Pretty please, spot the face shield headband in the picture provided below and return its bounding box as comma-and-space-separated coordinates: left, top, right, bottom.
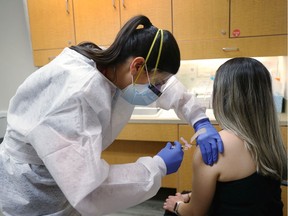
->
134, 29, 164, 97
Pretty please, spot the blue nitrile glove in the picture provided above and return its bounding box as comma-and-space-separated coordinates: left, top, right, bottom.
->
193, 118, 224, 165
157, 141, 184, 175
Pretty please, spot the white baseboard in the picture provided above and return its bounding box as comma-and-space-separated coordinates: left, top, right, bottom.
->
0, 111, 7, 118
0, 111, 7, 137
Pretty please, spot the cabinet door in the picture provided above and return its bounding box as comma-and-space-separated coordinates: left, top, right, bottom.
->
173, 0, 229, 41
120, 0, 172, 32
281, 126, 287, 150
27, 0, 75, 50
173, 0, 229, 60
73, 0, 121, 47
230, 0, 287, 38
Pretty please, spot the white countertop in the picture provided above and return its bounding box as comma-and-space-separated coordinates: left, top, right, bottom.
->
130, 109, 288, 126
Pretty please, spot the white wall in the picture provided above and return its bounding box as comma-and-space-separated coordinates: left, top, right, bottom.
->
0, 0, 37, 134
0, 0, 37, 112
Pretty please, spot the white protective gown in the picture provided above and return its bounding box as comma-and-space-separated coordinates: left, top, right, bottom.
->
0, 48, 206, 216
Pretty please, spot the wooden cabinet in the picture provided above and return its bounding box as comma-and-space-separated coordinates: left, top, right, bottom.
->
27, 0, 76, 66
73, 0, 172, 47
27, 0, 287, 65
173, 0, 287, 59
27, 0, 172, 66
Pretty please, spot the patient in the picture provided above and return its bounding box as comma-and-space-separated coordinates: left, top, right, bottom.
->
163, 57, 287, 216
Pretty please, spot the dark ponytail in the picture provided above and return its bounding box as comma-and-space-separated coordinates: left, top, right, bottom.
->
70, 15, 180, 75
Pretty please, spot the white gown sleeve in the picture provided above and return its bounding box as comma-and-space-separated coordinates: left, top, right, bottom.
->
156, 76, 207, 126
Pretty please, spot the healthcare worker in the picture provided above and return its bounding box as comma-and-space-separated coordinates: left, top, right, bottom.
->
0, 15, 223, 216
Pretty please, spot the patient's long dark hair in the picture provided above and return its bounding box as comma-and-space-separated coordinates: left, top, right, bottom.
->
70, 15, 180, 75
213, 57, 287, 181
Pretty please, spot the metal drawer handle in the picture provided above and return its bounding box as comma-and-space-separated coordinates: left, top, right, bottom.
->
222, 47, 239, 52
48, 56, 56, 61
66, 0, 70, 14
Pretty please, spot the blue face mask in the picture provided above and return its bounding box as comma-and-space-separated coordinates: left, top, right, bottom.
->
121, 29, 164, 106
121, 81, 161, 106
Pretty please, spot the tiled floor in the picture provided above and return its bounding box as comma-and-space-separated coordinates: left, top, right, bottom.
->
0, 200, 164, 216
105, 188, 175, 216
104, 199, 164, 216
0, 188, 175, 216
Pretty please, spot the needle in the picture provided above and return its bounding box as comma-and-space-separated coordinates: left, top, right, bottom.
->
180, 128, 207, 150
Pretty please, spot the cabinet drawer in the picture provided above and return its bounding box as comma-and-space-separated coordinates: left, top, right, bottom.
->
33, 49, 63, 67
116, 123, 178, 142
179, 35, 287, 60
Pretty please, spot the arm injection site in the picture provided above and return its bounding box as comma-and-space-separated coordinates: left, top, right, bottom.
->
179, 128, 207, 150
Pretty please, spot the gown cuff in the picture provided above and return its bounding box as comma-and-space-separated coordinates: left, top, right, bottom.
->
152, 155, 167, 177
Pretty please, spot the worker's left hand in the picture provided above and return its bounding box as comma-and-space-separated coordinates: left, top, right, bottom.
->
193, 118, 224, 165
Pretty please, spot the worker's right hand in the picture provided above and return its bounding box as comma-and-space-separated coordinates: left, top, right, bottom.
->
157, 141, 184, 175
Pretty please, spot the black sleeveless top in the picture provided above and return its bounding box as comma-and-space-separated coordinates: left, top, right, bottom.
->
208, 172, 283, 216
